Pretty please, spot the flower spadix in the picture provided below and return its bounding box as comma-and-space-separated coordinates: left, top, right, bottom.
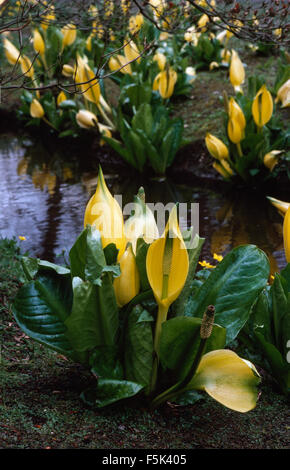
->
283, 206, 290, 263
188, 349, 260, 412
124, 187, 159, 253
84, 167, 126, 259
113, 244, 140, 307
146, 205, 189, 311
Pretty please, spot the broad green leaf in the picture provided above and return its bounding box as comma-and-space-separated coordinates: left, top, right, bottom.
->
80, 379, 144, 408
21, 256, 70, 281
12, 273, 74, 358
128, 130, 146, 172
124, 305, 154, 388
159, 316, 226, 382
255, 332, 290, 395
69, 226, 108, 286
132, 103, 153, 136
64, 277, 102, 363
185, 245, 270, 343
271, 275, 289, 351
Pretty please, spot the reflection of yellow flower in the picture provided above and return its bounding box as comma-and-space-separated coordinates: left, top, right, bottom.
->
18, 236, 26, 241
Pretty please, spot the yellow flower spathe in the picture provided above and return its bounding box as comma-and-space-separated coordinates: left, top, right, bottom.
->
189, 350, 260, 413
153, 68, 177, 99
252, 85, 273, 127
84, 167, 126, 259
283, 206, 290, 263
62, 24, 77, 49
205, 133, 229, 161
30, 99, 45, 118
229, 50, 245, 92
113, 244, 140, 307
76, 109, 98, 129
33, 29, 45, 56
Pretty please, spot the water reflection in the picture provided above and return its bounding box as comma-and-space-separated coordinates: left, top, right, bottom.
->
0, 134, 288, 272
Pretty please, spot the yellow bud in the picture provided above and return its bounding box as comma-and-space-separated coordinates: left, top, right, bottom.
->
20, 55, 34, 78
30, 99, 45, 118
33, 29, 45, 56
62, 64, 75, 77
213, 159, 233, 179
113, 244, 140, 307
229, 50, 245, 91
228, 98, 246, 131
128, 13, 144, 34
124, 39, 140, 64
57, 91, 67, 106
252, 85, 273, 127
61, 24, 77, 48
275, 79, 290, 108
84, 167, 126, 259
205, 133, 229, 160
227, 115, 243, 144
76, 109, 98, 129
263, 150, 283, 171
4, 38, 20, 65
153, 52, 167, 71
108, 55, 132, 75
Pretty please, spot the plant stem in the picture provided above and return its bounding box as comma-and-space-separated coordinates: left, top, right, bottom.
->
236, 142, 243, 157
149, 303, 168, 394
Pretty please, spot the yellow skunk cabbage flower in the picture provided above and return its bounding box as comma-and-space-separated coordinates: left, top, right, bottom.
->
84, 167, 126, 259
20, 55, 34, 78
41, 6, 55, 31
283, 206, 290, 263
228, 98, 246, 132
205, 133, 229, 160
76, 110, 98, 129
124, 39, 140, 64
57, 91, 66, 106
267, 196, 290, 216
98, 123, 113, 146
4, 38, 20, 65
263, 150, 283, 171
189, 350, 260, 413
76, 58, 101, 105
124, 187, 159, 253
121, 0, 131, 15
146, 206, 189, 352
227, 114, 243, 144
62, 64, 75, 77
275, 79, 290, 108
229, 50, 245, 93
33, 29, 45, 56
108, 55, 132, 75
252, 85, 273, 127
62, 24, 77, 49
30, 99, 44, 118
128, 13, 144, 34
153, 52, 167, 71
113, 244, 140, 307
153, 67, 177, 99
213, 159, 233, 179
197, 14, 209, 33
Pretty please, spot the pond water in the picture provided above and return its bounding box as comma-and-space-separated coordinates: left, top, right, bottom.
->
0, 133, 288, 274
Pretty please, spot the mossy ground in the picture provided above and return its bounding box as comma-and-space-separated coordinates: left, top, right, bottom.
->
0, 239, 289, 450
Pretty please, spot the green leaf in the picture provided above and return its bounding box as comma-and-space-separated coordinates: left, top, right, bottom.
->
132, 103, 153, 136
89, 346, 123, 380
255, 332, 290, 395
159, 316, 226, 382
124, 305, 154, 388
184, 245, 270, 343
12, 273, 74, 358
69, 226, 107, 285
135, 238, 150, 291
80, 379, 144, 408
21, 257, 70, 281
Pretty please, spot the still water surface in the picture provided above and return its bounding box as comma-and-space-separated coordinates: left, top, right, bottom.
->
0, 133, 288, 273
